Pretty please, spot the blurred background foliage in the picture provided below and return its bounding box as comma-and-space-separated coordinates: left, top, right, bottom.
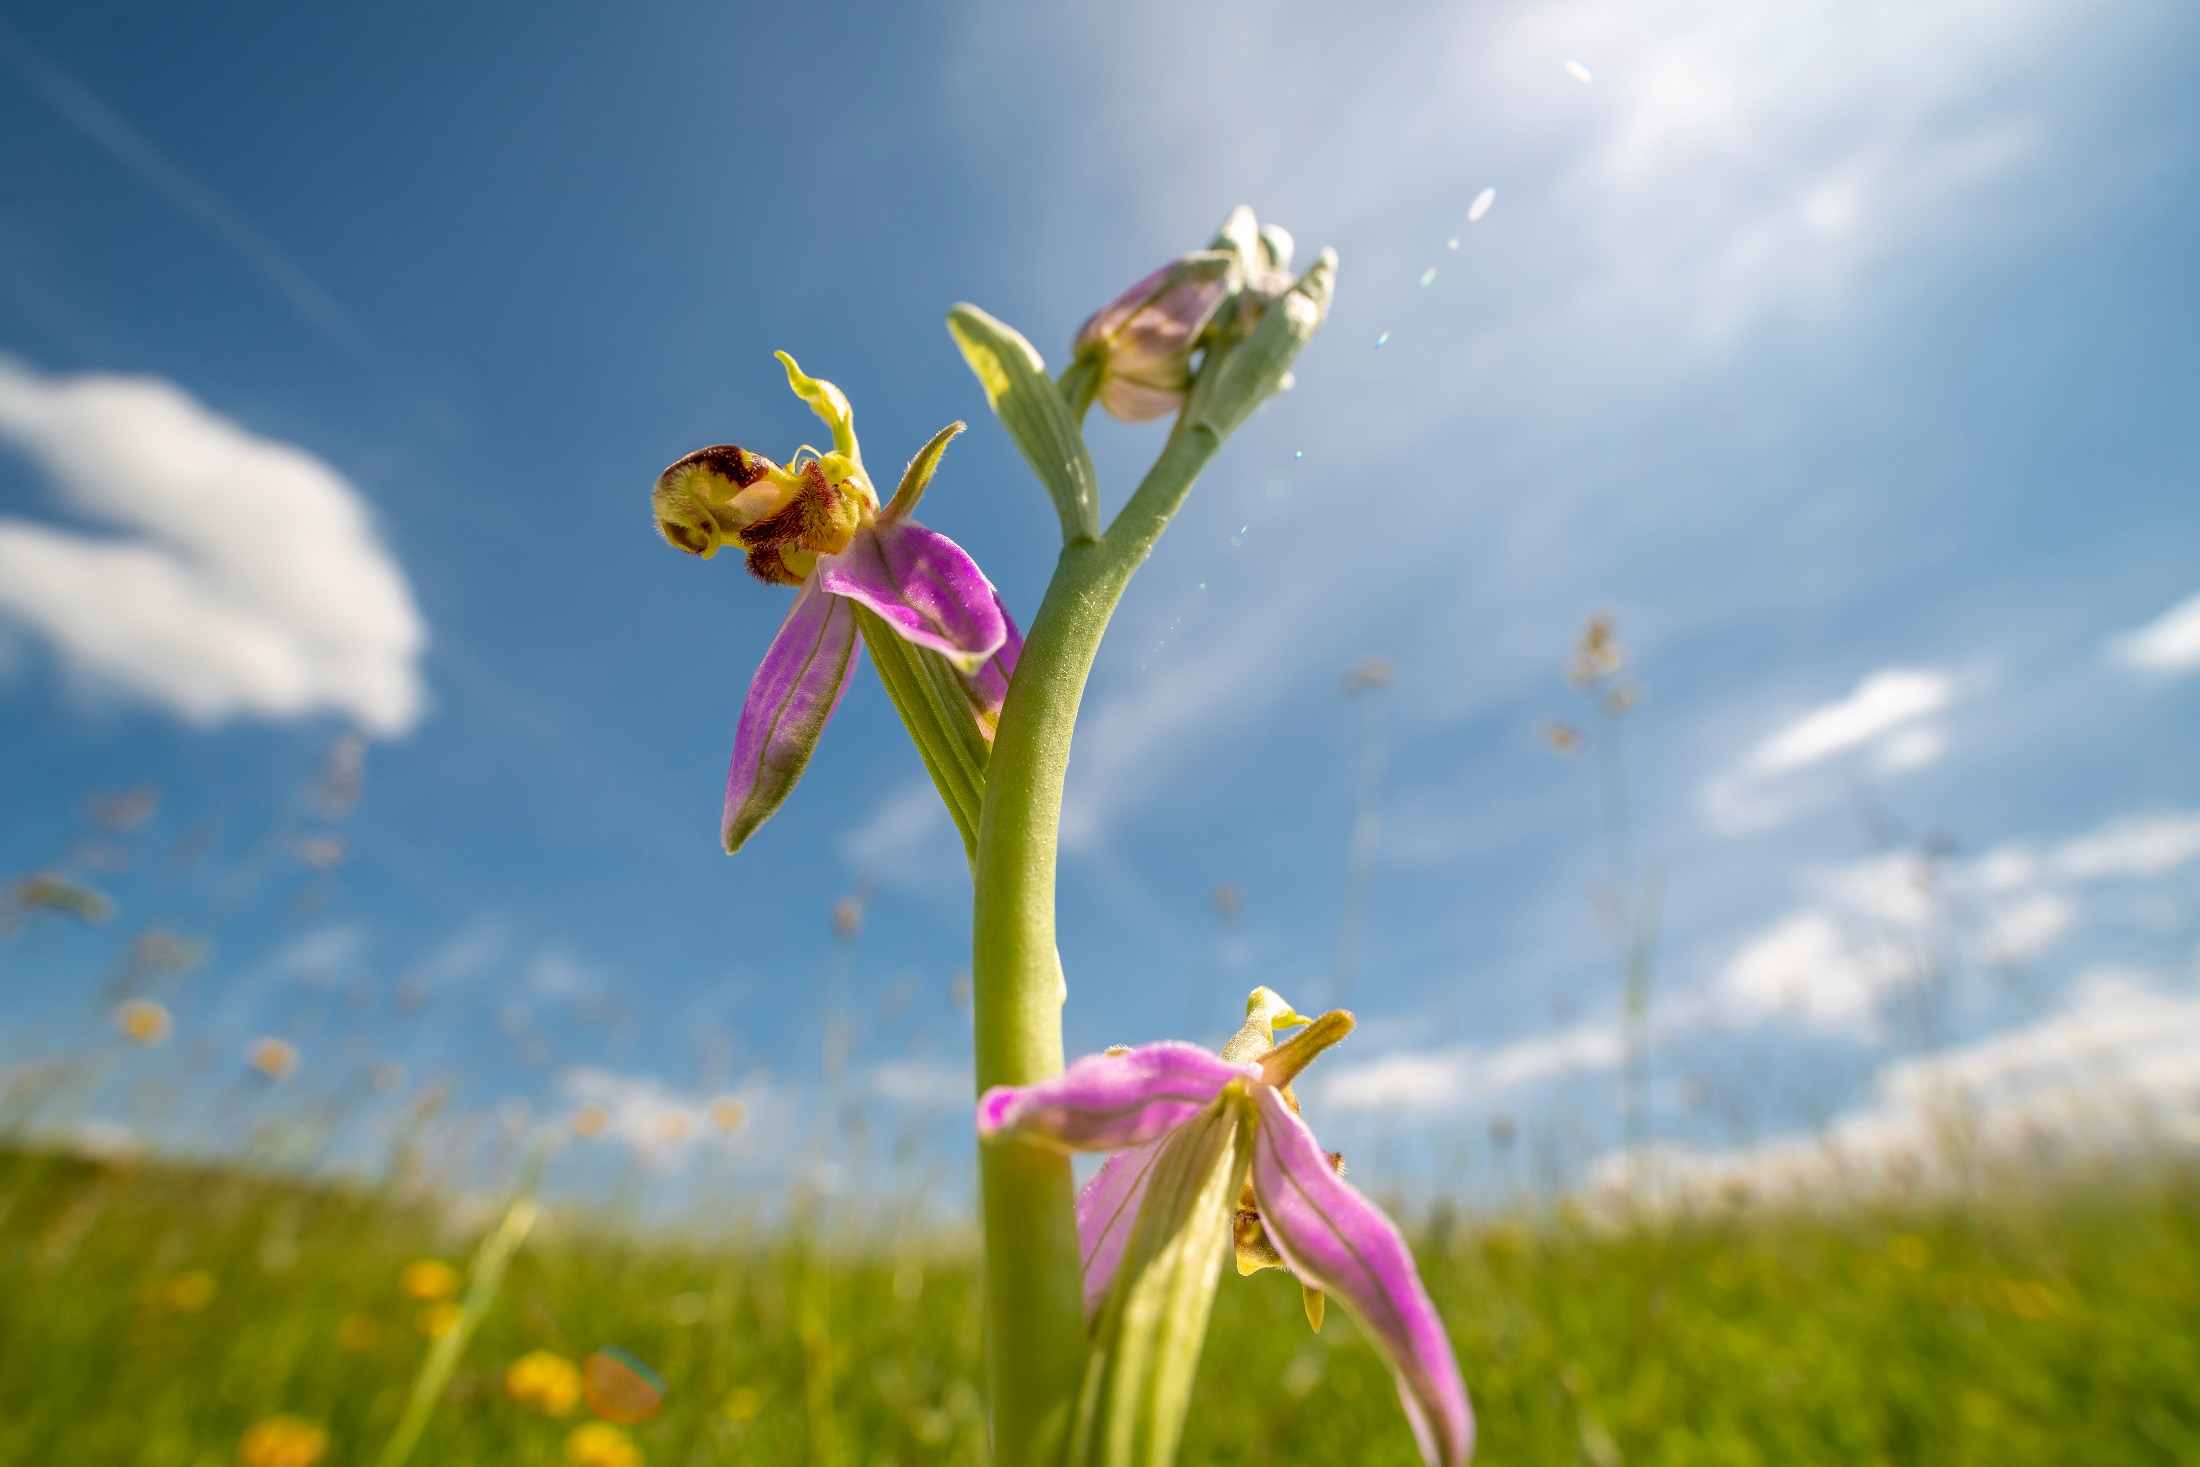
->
3, 1145, 2195, 1465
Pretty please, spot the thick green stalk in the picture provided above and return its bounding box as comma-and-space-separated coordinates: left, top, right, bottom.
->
971, 425, 1223, 1467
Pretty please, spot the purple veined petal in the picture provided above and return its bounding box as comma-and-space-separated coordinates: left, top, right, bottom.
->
815, 520, 1006, 674
1074, 261, 1174, 356
722, 578, 861, 854
1075, 1136, 1166, 1319
1248, 1084, 1474, 1467
958, 590, 1023, 743
1095, 375, 1190, 424
976, 1041, 1256, 1153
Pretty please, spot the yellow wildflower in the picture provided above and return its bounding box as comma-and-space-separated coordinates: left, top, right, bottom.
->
115, 998, 173, 1045
399, 1258, 460, 1300
564, 1422, 642, 1467
237, 1415, 328, 1467
246, 1037, 300, 1080
507, 1350, 583, 1416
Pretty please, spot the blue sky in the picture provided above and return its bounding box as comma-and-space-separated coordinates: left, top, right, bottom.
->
1, 0, 2196, 1205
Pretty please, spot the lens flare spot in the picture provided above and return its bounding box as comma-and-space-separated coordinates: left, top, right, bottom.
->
1565, 58, 1595, 83
584, 1347, 666, 1424
1469, 186, 1496, 221
1419, 267, 1437, 288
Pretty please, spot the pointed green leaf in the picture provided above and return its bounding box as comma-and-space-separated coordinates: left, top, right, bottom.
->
1182, 249, 1336, 442
851, 603, 987, 864
946, 304, 1101, 543
883, 420, 966, 523
1070, 1096, 1247, 1467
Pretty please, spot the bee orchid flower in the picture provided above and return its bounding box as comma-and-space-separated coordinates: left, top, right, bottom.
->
653, 353, 1018, 851
977, 989, 1474, 1467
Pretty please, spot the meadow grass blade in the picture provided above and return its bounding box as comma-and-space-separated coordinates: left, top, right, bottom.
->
373, 1180, 541, 1467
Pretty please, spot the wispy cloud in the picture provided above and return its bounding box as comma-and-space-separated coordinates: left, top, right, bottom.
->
839, 780, 964, 894
1324, 1023, 1623, 1113
1698, 804, 2200, 1037
0, 358, 426, 733
1328, 802, 2199, 1115
0, 17, 360, 349
868, 1059, 972, 1110
1700, 667, 1958, 835
556, 1066, 777, 1168
2107, 589, 2200, 677
408, 920, 509, 988
1595, 968, 2200, 1205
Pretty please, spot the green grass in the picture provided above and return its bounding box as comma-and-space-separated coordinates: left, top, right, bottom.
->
1, 1148, 2195, 1465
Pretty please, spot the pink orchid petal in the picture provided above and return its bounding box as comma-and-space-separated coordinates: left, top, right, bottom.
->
959, 590, 1023, 742
976, 1041, 1255, 1153
815, 520, 1006, 674
1075, 1137, 1166, 1319
1249, 1084, 1474, 1467
720, 578, 860, 853
1095, 375, 1190, 424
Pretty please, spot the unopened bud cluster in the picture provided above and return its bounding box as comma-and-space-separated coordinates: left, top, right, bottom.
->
1071, 206, 1335, 432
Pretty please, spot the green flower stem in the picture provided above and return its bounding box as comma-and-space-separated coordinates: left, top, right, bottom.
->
971, 422, 1223, 1467
1056, 356, 1102, 425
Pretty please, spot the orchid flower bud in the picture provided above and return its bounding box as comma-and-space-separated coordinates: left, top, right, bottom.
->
1072, 250, 1240, 422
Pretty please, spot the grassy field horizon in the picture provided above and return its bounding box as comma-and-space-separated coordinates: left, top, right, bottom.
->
4, 1143, 2195, 1466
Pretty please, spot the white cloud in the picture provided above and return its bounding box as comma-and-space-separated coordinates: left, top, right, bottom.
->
1874, 723, 1947, 774
558, 1066, 779, 1166
1701, 805, 2200, 1036
1324, 1023, 1623, 1112
1710, 909, 1908, 1034
839, 781, 965, 891
0, 359, 425, 733
868, 1059, 972, 1109
409, 920, 508, 987
1701, 667, 1955, 834
2108, 589, 2200, 676
1980, 890, 2076, 965
1750, 669, 1953, 774
528, 945, 606, 999
2051, 810, 2200, 881
1594, 969, 2200, 1205
265, 924, 369, 988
